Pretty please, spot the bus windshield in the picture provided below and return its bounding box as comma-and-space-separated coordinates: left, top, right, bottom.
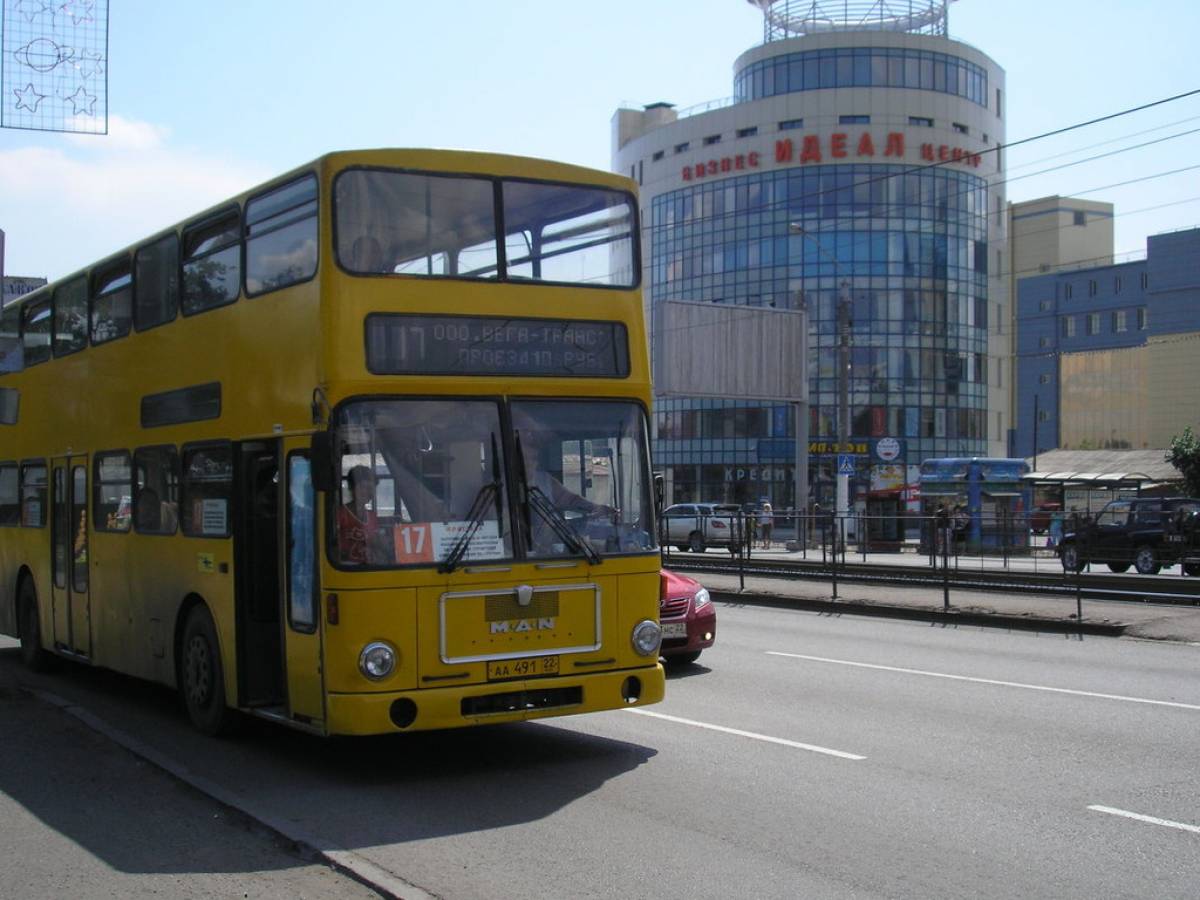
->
511, 399, 655, 560
333, 399, 511, 567
332, 398, 655, 567
334, 169, 636, 286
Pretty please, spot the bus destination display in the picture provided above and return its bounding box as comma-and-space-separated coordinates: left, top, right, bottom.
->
366, 314, 630, 378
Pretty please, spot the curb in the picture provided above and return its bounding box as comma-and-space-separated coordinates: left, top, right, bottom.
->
709, 589, 1129, 637
20, 686, 434, 900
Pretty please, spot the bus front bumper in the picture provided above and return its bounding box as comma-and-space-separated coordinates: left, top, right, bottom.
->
326, 663, 665, 736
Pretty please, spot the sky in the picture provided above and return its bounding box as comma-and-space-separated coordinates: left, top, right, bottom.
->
2, 0, 1199, 282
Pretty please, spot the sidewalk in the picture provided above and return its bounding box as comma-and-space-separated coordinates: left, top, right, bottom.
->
690, 564, 1200, 644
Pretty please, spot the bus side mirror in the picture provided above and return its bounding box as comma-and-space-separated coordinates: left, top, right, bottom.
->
311, 432, 334, 493
653, 472, 664, 519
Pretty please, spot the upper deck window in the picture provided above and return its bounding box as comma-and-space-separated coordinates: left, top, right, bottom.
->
0, 303, 21, 373
334, 169, 637, 288
53, 276, 88, 356
183, 208, 242, 314
91, 257, 133, 344
22, 297, 52, 367
245, 175, 318, 296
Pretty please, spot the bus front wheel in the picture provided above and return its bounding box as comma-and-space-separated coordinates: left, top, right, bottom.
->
17, 578, 56, 673
179, 605, 235, 736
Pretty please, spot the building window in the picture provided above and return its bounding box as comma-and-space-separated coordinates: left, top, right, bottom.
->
1073, 211, 1086, 226
674, 142, 689, 154
778, 118, 804, 131
1086, 313, 1100, 335
1113, 310, 1127, 333
1088, 280, 1097, 297
952, 122, 968, 134
1039, 300, 1050, 311
1038, 336, 1049, 348
1061, 316, 1075, 337
1140, 272, 1149, 290
1064, 283, 1073, 300
1114, 276, 1122, 294
652, 150, 664, 161
908, 116, 933, 127
1039, 373, 1050, 385
996, 87, 1002, 115
839, 115, 870, 125
1137, 307, 1148, 330
703, 134, 721, 146
736, 126, 758, 138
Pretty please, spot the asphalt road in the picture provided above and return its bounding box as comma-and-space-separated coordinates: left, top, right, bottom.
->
3, 607, 1198, 899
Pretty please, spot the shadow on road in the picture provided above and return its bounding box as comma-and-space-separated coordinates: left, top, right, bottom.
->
0, 646, 658, 870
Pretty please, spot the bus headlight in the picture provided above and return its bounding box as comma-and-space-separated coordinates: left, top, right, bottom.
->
631, 619, 661, 656
359, 641, 397, 680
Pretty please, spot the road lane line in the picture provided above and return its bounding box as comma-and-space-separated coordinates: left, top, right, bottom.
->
623, 707, 865, 760
1088, 805, 1200, 835
767, 652, 1200, 712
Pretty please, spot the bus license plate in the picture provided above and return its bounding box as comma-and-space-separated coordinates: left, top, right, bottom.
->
487, 655, 560, 681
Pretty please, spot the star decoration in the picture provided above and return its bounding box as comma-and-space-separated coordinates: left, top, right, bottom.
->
15, 0, 53, 24
64, 85, 96, 115
58, 0, 95, 26
74, 49, 105, 79
14, 82, 47, 113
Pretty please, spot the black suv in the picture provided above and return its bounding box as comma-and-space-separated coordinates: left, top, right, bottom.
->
1058, 497, 1200, 575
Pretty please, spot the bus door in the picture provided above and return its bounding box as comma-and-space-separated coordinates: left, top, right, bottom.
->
234, 441, 284, 708
50, 455, 91, 657
281, 438, 322, 724
233, 439, 323, 725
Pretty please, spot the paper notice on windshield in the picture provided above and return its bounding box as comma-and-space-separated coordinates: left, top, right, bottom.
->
393, 520, 504, 564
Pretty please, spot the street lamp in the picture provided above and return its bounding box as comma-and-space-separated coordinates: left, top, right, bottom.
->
790, 224, 852, 532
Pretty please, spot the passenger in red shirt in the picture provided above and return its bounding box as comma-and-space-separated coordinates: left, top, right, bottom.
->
337, 465, 383, 564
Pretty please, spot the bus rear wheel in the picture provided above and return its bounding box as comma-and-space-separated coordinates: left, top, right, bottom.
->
179, 605, 235, 736
17, 579, 56, 673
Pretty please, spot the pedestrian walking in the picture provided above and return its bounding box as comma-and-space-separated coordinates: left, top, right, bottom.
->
759, 502, 773, 549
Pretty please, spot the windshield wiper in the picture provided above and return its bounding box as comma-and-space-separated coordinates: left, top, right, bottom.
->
515, 431, 601, 565
439, 434, 505, 574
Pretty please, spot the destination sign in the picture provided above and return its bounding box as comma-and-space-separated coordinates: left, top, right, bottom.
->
366, 314, 630, 378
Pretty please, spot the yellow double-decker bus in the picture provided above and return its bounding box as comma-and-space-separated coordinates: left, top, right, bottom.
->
0, 149, 665, 736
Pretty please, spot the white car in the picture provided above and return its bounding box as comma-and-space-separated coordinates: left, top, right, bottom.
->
662, 502, 743, 553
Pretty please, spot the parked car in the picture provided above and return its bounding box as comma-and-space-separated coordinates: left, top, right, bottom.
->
1029, 501, 1062, 535
662, 502, 743, 553
659, 569, 716, 665
1058, 497, 1200, 574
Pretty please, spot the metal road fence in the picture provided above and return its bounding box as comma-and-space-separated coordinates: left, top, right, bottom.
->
659, 508, 1200, 580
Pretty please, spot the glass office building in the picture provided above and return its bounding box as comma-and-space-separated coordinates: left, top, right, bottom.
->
613, 1, 1009, 511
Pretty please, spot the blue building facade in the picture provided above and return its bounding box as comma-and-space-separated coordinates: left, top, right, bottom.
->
613, 4, 1008, 510
1014, 227, 1200, 457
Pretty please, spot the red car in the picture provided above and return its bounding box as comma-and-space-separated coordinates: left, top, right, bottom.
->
659, 569, 716, 665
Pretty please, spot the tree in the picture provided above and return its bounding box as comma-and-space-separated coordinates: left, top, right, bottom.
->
1166, 427, 1200, 497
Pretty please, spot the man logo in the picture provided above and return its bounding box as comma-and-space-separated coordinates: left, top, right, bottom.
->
490, 618, 556, 634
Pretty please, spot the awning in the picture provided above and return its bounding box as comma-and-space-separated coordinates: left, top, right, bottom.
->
983, 491, 1023, 498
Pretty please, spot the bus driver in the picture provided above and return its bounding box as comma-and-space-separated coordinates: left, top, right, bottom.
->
337, 465, 392, 564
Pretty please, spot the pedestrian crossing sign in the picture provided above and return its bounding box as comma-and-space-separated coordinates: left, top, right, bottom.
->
837, 454, 855, 475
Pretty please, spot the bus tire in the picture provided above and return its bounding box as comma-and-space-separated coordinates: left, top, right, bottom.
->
17, 578, 56, 673
179, 605, 235, 737
1133, 547, 1160, 576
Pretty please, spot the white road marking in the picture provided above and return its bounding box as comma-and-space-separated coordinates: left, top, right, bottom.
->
623, 707, 865, 760
767, 652, 1200, 712
1088, 805, 1200, 835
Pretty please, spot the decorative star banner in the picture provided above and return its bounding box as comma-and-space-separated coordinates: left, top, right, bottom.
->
2, 0, 108, 133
